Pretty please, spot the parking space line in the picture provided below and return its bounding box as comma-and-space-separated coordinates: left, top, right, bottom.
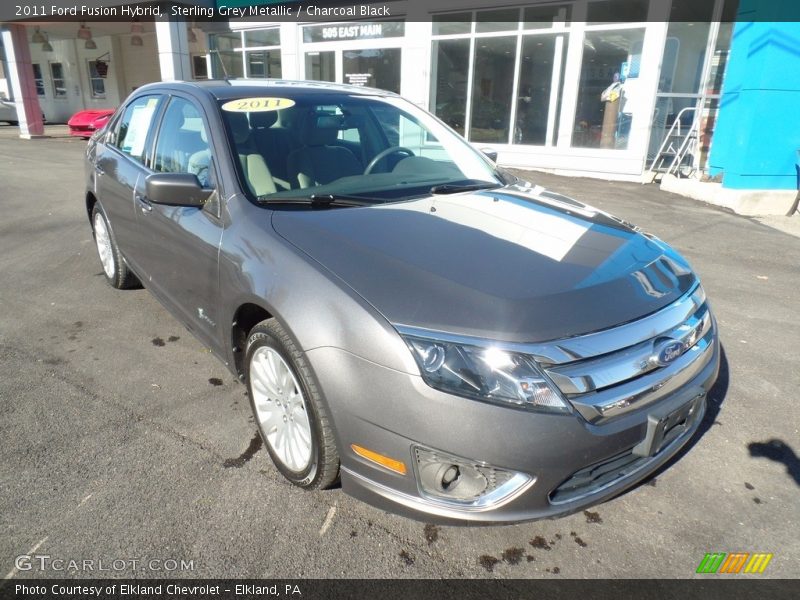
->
318, 504, 337, 537
3, 536, 48, 581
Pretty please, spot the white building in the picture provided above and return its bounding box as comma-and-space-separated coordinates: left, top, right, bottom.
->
1, 0, 737, 181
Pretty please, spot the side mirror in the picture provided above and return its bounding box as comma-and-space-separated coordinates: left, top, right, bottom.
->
145, 173, 211, 207
480, 148, 498, 163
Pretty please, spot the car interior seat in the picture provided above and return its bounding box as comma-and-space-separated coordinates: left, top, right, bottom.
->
287, 114, 363, 189
227, 112, 277, 197
250, 110, 294, 191
187, 128, 212, 188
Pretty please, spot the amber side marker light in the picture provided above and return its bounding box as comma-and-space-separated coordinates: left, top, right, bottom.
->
351, 444, 407, 475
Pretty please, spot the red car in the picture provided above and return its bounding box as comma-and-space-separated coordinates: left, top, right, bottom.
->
68, 109, 115, 139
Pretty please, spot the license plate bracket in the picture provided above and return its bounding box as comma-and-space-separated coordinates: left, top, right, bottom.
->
632, 390, 705, 457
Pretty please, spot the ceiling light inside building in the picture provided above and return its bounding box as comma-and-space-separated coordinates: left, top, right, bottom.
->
78, 22, 92, 41
32, 27, 46, 44
131, 20, 144, 46
42, 35, 53, 52
85, 39, 97, 50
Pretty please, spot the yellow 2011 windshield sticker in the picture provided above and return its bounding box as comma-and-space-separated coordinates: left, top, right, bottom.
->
221, 97, 295, 113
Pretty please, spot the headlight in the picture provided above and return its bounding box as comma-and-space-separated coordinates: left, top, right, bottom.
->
398, 329, 568, 413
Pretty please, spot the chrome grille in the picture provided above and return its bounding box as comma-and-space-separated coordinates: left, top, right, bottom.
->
539, 285, 715, 423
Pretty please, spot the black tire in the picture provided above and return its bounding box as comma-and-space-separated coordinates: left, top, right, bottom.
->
245, 318, 340, 489
91, 204, 140, 290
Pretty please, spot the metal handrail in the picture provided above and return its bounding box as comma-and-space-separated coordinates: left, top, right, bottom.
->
648, 106, 697, 174
666, 114, 700, 178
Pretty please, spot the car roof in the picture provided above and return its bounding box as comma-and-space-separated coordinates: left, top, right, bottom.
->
134, 79, 400, 101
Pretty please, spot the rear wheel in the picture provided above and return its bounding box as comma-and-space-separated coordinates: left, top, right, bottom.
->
91, 205, 140, 289
245, 318, 339, 489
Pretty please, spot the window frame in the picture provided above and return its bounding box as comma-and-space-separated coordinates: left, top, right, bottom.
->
149, 93, 222, 217
49, 61, 67, 99
87, 60, 106, 99
207, 28, 283, 80
108, 93, 166, 168
31, 63, 46, 97
430, 6, 572, 147
150, 95, 212, 180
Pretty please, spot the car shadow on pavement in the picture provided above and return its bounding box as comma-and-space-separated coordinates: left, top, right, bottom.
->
747, 439, 800, 487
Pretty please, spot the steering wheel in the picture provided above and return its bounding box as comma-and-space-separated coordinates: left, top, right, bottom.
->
364, 146, 415, 175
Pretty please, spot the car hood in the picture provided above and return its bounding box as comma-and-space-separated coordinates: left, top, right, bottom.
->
271, 186, 697, 343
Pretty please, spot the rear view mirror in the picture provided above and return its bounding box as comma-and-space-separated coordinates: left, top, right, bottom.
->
145, 173, 211, 207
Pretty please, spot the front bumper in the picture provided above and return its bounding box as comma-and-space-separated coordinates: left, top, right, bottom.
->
306, 327, 720, 525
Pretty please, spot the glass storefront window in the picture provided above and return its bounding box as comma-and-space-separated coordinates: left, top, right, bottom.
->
211, 32, 241, 51
208, 33, 244, 78
660, 0, 715, 95
475, 8, 520, 33
430, 39, 470, 135
658, 22, 712, 94
431, 9, 572, 146
587, 0, 649, 23
523, 4, 571, 29
572, 29, 645, 149
305, 51, 335, 83
515, 35, 566, 145
707, 22, 733, 95
470, 36, 516, 143
343, 48, 401, 93
209, 30, 280, 80
432, 13, 471, 36
247, 50, 281, 79
245, 29, 280, 47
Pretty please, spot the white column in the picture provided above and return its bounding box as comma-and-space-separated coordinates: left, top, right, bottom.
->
400, 21, 433, 109
155, 17, 192, 81
279, 23, 300, 80
1, 24, 45, 138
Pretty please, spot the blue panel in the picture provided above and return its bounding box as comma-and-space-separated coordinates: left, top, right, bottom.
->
709, 11, 800, 190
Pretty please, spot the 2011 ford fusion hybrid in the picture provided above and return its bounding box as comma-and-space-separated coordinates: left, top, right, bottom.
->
84, 80, 719, 524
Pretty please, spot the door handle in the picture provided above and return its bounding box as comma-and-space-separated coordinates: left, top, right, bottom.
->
94, 164, 105, 176
135, 193, 152, 214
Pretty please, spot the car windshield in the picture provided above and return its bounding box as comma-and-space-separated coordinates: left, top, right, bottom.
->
218, 91, 503, 205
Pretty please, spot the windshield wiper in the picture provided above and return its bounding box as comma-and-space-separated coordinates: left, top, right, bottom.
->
259, 193, 378, 208
429, 181, 502, 195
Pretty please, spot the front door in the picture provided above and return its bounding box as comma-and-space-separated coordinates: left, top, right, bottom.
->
135, 95, 223, 351
96, 94, 163, 278
301, 22, 404, 94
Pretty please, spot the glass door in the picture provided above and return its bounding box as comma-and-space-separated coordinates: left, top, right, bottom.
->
301, 22, 405, 94
342, 48, 401, 93
305, 51, 336, 82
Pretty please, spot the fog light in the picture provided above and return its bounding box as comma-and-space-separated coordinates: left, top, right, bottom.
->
413, 446, 533, 508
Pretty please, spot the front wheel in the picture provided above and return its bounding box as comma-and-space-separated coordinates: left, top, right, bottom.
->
91, 204, 140, 289
245, 318, 340, 489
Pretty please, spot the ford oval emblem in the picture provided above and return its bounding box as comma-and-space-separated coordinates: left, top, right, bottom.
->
653, 339, 685, 367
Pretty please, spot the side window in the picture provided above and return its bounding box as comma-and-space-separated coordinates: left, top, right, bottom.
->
153, 97, 213, 188
113, 95, 161, 165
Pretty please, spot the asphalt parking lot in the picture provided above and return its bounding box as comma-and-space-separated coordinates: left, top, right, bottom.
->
0, 130, 798, 579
